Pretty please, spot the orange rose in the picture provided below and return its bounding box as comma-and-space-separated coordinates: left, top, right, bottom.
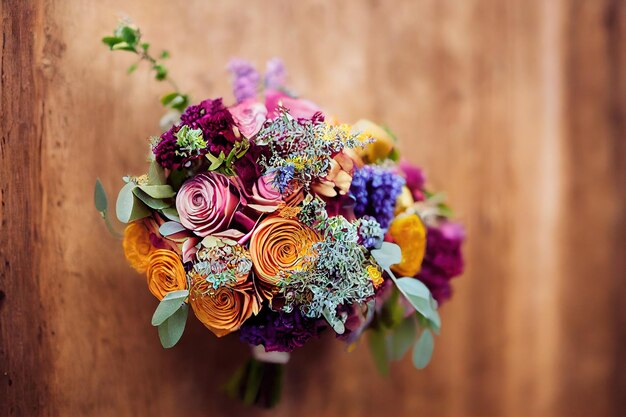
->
249, 216, 319, 297
189, 276, 260, 337
145, 249, 187, 300
123, 221, 155, 273
389, 213, 427, 277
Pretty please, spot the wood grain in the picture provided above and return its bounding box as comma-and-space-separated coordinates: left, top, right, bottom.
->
1, 1, 624, 416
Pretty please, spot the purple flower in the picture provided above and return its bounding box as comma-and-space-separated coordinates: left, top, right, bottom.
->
349, 166, 405, 229
265, 58, 286, 90
239, 308, 326, 352
399, 159, 426, 201
228, 59, 260, 103
153, 98, 237, 169
417, 222, 465, 304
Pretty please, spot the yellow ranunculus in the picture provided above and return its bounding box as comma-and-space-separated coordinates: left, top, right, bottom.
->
351, 119, 395, 163
395, 185, 415, 215
122, 221, 155, 273
389, 213, 427, 277
145, 249, 187, 300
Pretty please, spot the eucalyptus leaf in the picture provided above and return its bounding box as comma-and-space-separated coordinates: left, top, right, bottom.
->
395, 277, 440, 330
368, 330, 389, 375
412, 329, 434, 369
158, 303, 189, 349
94, 178, 108, 212
161, 207, 181, 222
115, 182, 150, 223
159, 221, 186, 236
151, 290, 189, 326
137, 184, 175, 199
148, 160, 167, 185
133, 187, 170, 210
390, 315, 417, 361
371, 242, 402, 270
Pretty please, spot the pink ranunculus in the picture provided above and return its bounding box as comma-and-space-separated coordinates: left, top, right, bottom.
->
176, 172, 240, 237
265, 89, 322, 120
247, 173, 282, 213
229, 99, 268, 138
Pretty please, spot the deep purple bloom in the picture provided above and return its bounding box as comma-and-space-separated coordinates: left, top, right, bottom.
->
239, 308, 326, 352
349, 166, 405, 229
399, 159, 426, 201
153, 98, 237, 169
228, 59, 260, 103
417, 221, 465, 304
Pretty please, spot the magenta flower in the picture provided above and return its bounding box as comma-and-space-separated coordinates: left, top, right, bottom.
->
176, 172, 240, 237
265, 89, 322, 120
247, 173, 282, 213
229, 99, 268, 138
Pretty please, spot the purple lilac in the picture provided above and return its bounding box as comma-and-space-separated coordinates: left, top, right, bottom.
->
349, 166, 405, 229
227, 59, 260, 103
417, 221, 465, 304
239, 308, 326, 352
265, 58, 286, 90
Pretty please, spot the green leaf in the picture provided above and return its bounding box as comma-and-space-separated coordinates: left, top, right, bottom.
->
368, 330, 389, 375
158, 303, 189, 349
102, 36, 123, 48
159, 221, 186, 236
115, 182, 150, 223
151, 290, 189, 326
170, 94, 189, 112
137, 184, 175, 199
371, 242, 402, 270
160, 92, 179, 106
140, 42, 150, 52
119, 26, 138, 46
111, 42, 136, 52
160, 50, 170, 59
154, 64, 167, 81
132, 187, 170, 210
127, 63, 138, 74
147, 160, 167, 185
412, 329, 434, 369
94, 178, 108, 212
390, 315, 417, 361
160, 207, 181, 222
395, 277, 440, 330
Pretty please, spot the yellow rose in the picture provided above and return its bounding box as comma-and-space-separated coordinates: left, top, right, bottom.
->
145, 249, 187, 300
122, 221, 155, 273
352, 119, 395, 163
249, 216, 319, 299
189, 275, 260, 337
389, 213, 427, 277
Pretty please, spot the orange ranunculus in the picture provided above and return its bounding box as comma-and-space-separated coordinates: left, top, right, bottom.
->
123, 221, 156, 273
351, 119, 395, 163
189, 275, 260, 337
389, 213, 427, 277
249, 216, 319, 295
145, 249, 187, 300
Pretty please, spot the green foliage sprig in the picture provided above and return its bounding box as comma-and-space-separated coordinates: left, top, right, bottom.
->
102, 21, 190, 112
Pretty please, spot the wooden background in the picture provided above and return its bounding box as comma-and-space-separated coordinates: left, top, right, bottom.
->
1, 0, 625, 416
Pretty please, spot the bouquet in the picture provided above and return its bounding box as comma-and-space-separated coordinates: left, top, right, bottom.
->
95, 22, 465, 407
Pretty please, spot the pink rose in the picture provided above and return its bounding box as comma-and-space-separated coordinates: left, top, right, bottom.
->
176, 172, 240, 237
229, 99, 268, 138
265, 89, 322, 120
247, 173, 282, 213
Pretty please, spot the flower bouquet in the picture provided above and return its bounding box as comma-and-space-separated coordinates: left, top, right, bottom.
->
95, 22, 464, 407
